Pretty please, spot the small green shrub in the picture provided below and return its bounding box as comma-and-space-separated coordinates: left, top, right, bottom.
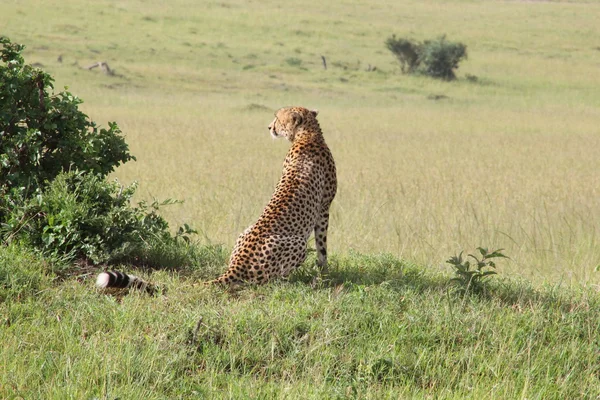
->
1, 171, 187, 264
446, 247, 507, 295
385, 35, 467, 80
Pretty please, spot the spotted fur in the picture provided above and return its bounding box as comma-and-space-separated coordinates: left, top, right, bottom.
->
206, 106, 337, 284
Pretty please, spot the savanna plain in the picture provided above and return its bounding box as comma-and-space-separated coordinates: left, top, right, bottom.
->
1, 0, 600, 398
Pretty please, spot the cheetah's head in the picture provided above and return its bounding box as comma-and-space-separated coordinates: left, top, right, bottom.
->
268, 106, 319, 142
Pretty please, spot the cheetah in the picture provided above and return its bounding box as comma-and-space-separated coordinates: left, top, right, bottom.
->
96, 106, 336, 290
206, 106, 337, 284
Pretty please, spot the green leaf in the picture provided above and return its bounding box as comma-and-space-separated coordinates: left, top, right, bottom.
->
486, 249, 508, 259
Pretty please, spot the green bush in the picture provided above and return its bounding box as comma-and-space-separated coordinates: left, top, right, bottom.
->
0, 37, 195, 265
385, 35, 467, 80
0, 37, 134, 222
2, 171, 183, 264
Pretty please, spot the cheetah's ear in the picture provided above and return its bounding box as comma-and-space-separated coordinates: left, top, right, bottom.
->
310, 109, 319, 117
291, 112, 304, 127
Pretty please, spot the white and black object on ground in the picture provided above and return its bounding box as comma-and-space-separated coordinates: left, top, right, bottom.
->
96, 271, 154, 294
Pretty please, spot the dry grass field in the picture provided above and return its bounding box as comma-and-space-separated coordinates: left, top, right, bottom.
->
1, 0, 599, 284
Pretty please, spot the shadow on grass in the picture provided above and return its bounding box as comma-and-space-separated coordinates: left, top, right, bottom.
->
79, 243, 598, 313
54, 241, 229, 288
290, 251, 449, 294
487, 279, 600, 313
291, 251, 600, 313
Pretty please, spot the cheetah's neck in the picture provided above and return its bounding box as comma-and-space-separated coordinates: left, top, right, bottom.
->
292, 124, 323, 143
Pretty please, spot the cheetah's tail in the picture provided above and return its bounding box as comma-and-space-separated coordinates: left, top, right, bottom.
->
202, 270, 239, 286
202, 276, 227, 286
96, 271, 155, 294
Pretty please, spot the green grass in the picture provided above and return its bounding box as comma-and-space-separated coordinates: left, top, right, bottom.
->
2, 246, 600, 399
2, 0, 600, 397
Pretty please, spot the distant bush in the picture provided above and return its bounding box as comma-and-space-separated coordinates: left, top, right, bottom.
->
385, 35, 467, 80
384, 36, 421, 74
0, 37, 194, 265
285, 57, 303, 67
